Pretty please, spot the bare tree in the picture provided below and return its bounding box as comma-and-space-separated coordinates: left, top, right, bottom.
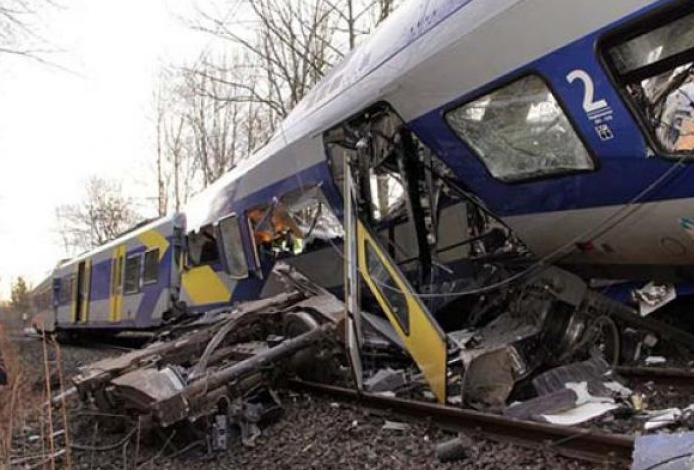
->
149, 0, 401, 216
0, 0, 55, 63
152, 70, 202, 215
191, 0, 401, 127
152, 54, 267, 215
55, 176, 142, 255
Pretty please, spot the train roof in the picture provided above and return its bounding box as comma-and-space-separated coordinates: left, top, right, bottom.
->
56, 212, 183, 271
182, 0, 657, 231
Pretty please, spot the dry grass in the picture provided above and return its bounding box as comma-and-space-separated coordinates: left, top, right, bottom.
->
0, 327, 64, 469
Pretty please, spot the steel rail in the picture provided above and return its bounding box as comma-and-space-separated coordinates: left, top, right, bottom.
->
289, 380, 635, 464
617, 366, 694, 388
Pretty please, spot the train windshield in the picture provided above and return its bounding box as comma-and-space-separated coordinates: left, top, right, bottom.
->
605, 9, 694, 155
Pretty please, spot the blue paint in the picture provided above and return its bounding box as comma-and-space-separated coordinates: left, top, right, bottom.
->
89, 259, 111, 301
409, 0, 694, 218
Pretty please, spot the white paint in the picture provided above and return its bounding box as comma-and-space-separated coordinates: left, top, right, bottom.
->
567, 69, 609, 113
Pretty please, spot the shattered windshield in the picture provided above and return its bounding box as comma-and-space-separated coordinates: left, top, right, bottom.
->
446, 75, 594, 182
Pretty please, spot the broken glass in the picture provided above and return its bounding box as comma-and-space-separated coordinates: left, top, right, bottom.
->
607, 11, 694, 75
446, 75, 594, 182
607, 9, 694, 155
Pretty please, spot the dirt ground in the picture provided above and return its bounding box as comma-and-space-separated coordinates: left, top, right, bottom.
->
0, 337, 624, 470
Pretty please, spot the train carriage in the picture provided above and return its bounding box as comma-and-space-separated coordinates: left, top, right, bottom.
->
51, 214, 185, 333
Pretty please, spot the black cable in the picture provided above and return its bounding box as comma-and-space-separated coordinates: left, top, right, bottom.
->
641, 452, 694, 470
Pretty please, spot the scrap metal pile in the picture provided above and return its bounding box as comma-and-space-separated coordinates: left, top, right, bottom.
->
55, 264, 694, 467
55, 265, 346, 450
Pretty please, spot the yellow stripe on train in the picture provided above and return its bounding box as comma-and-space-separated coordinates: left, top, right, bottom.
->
357, 221, 448, 404
182, 266, 231, 306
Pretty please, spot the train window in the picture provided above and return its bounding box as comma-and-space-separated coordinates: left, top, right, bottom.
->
248, 202, 304, 257
188, 225, 220, 266
248, 187, 343, 261
365, 243, 409, 335
605, 10, 694, 155
123, 255, 141, 295
219, 215, 248, 279
280, 186, 344, 242
142, 249, 159, 284
446, 75, 594, 182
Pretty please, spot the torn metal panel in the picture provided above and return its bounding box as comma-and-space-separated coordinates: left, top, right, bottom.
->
634, 282, 677, 317
532, 357, 611, 396
110, 366, 186, 411
632, 432, 694, 470
364, 368, 407, 393
541, 402, 619, 426
505, 388, 580, 421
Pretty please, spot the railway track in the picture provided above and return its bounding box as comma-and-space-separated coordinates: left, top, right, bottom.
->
289, 380, 635, 465
617, 366, 694, 388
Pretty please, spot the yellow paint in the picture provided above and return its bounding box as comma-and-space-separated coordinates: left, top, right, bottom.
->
138, 229, 169, 261
70, 270, 78, 323
357, 221, 448, 404
182, 266, 231, 306
109, 245, 125, 322
81, 259, 92, 323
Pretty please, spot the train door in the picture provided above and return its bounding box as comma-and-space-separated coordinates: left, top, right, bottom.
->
72, 261, 87, 323
327, 103, 449, 403
109, 246, 125, 322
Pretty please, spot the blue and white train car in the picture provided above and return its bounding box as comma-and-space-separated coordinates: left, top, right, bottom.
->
52, 214, 185, 332
178, 0, 694, 305
37, 0, 694, 349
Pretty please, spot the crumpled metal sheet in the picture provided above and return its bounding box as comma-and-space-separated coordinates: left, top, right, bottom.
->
111, 366, 186, 410
533, 356, 611, 396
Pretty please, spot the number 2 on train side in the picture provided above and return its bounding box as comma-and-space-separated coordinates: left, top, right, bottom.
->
566, 69, 608, 113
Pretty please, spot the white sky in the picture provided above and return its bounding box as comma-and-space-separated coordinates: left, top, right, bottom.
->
0, 0, 216, 298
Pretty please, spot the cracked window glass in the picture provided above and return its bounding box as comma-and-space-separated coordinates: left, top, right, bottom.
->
607, 12, 694, 75
606, 10, 694, 155
446, 75, 593, 182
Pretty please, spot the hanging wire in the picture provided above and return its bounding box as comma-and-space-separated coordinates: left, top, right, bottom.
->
324, 146, 688, 299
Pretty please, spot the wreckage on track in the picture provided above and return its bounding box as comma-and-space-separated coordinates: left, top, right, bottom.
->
38, 0, 694, 466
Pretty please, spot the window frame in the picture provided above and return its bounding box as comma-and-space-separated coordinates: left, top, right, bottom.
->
141, 248, 160, 286
364, 241, 410, 336
186, 224, 222, 267
218, 213, 250, 280
123, 253, 142, 295
599, 0, 694, 160
443, 73, 598, 184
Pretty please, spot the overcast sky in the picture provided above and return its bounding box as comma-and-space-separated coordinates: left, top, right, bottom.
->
0, 0, 215, 298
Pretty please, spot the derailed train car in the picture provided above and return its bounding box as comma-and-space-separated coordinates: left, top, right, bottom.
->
34, 215, 186, 335
31, 0, 694, 408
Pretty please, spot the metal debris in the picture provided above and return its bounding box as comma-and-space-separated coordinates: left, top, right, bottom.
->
54, 265, 344, 448
382, 420, 409, 432
364, 368, 407, 393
